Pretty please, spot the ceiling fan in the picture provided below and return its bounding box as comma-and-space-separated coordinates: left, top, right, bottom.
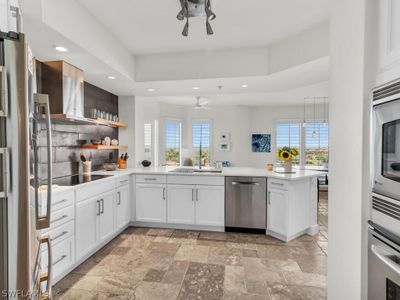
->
194, 96, 211, 110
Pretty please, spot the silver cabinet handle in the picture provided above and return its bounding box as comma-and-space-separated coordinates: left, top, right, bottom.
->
0, 148, 9, 198
0, 66, 8, 117
52, 199, 68, 206
50, 215, 68, 224
163, 188, 166, 200
97, 200, 101, 216
100, 199, 104, 214
270, 182, 284, 187
192, 189, 194, 201
120, 179, 129, 184
35, 94, 52, 229
268, 191, 271, 205
117, 191, 121, 205
196, 189, 199, 202
144, 178, 157, 181
53, 255, 67, 267
231, 182, 260, 186
371, 244, 400, 276
50, 231, 68, 242
39, 235, 52, 299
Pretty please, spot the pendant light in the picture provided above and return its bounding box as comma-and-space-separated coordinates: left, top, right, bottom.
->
323, 97, 328, 127
177, 0, 216, 36
312, 97, 317, 138
302, 97, 307, 128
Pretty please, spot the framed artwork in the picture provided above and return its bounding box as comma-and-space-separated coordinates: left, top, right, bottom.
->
252, 134, 271, 153
219, 132, 230, 142
219, 142, 231, 152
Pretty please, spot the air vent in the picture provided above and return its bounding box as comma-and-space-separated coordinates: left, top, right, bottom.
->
373, 79, 400, 101
372, 197, 400, 221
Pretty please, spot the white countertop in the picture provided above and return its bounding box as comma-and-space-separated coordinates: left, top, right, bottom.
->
97, 166, 321, 181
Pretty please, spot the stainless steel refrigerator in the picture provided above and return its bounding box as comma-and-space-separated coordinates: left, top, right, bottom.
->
0, 32, 53, 299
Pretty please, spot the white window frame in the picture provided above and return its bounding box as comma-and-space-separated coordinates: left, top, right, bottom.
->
191, 119, 213, 166
164, 118, 183, 166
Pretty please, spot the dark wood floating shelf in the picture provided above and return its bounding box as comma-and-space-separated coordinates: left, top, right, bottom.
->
81, 144, 128, 150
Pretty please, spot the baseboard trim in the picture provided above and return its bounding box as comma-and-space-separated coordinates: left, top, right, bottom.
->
130, 221, 224, 232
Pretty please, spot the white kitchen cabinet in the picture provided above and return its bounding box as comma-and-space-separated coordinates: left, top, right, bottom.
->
98, 191, 115, 243
266, 178, 317, 242
136, 183, 167, 223
75, 196, 98, 261
167, 185, 195, 224
377, 0, 400, 83
267, 188, 289, 236
195, 185, 225, 226
116, 184, 130, 230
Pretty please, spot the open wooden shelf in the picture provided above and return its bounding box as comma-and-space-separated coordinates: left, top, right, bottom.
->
81, 144, 128, 150
87, 118, 128, 128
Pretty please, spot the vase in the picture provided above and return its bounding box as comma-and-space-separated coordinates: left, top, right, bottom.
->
284, 159, 292, 173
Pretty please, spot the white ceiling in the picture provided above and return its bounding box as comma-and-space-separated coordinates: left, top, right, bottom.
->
77, 0, 329, 55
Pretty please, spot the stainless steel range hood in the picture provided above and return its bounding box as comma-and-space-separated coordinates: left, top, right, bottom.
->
40, 60, 85, 121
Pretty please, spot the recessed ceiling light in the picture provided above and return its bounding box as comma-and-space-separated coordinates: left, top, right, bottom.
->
147, 88, 156, 92
192, 87, 200, 90
107, 76, 116, 80
54, 46, 68, 52
241, 84, 248, 88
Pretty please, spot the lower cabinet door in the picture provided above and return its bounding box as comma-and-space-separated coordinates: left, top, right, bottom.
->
167, 185, 195, 224
116, 185, 130, 230
195, 185, 225, 226
267, 188, 289, 235
75, 197, 98, 261
98, 191, 115, 243
42, 236, 75, 284
136, 184, 167, 223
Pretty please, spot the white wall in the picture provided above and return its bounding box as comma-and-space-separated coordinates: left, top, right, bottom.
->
135, 97, 328, 168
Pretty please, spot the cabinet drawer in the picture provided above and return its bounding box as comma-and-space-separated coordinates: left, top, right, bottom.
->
168, 175, 224, 186
45, 220, 74, 245
268, 179, 289, 191
117, 175, 130, 187
39, 189, 74, 213
42, 236, 74, 282
136, 175, 166, 184
76, 179, 115, 203
44, 206, 74, 232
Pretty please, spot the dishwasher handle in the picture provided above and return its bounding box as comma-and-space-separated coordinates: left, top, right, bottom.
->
231, 181, 260, 186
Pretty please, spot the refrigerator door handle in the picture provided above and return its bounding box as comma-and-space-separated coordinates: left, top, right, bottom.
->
0, 148, 9, 198
39, 235, 53, 300
0, 66, 8, 117
35, 94, 52, 229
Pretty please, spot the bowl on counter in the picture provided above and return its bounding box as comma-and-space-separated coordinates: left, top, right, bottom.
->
91, 139, 102, 145
141, 160, 151, 167
103, 163, 118, 171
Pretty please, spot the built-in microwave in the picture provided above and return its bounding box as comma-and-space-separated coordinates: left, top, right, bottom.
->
373, 79, 400, 201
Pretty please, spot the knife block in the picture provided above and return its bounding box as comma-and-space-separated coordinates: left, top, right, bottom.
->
118, 158, 127, 169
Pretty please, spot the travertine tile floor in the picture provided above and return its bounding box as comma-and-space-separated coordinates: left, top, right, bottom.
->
54, 192, 328, 300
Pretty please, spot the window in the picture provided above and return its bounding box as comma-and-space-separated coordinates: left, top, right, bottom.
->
305, 122, 329, 166
276, 121, 301, 165
192, 121, 211, 167
144, 123, 152, 153
165, 119, 182, 166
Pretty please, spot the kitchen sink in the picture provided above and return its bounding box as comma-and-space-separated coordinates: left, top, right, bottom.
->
169, 168, 222, 174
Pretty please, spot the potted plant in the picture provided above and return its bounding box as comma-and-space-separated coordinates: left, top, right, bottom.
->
277, 147, 299, 173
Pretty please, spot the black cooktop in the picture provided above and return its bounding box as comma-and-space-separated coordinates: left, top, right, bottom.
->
52, 174, 113, 186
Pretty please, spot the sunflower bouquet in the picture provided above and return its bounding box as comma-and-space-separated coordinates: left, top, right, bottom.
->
277, 147, 299, 161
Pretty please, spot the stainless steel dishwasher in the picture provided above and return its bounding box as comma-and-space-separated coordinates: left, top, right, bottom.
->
225, 177, 267, 233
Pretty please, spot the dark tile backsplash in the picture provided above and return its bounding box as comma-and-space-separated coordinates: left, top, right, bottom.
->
38, 123, 118, 179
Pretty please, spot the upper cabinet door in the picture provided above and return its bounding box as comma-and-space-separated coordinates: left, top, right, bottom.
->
136, 184, 167, 223
167, 185, 195, 225
98, 191, 115, 243
115, 185, 130, 230
378, 0, 400, 80
195, 185, 224, 226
